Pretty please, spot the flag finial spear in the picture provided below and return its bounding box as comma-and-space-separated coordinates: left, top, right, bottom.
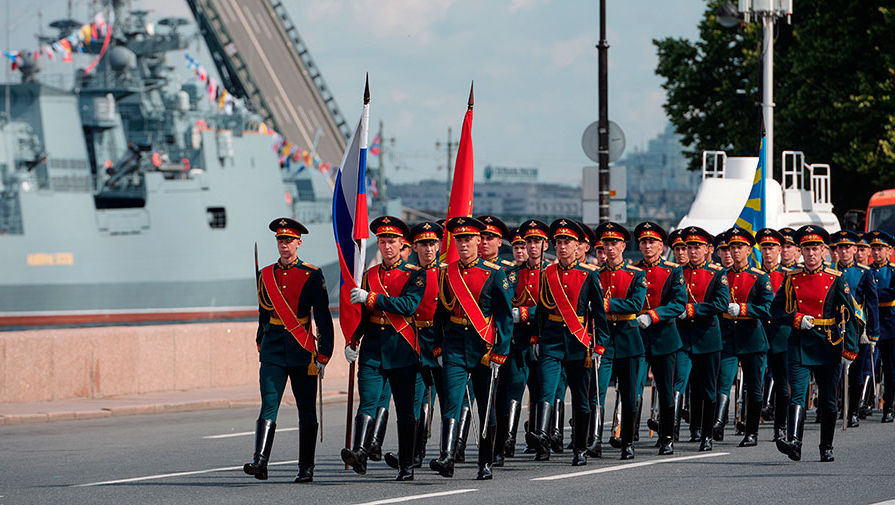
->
364, 73, 370, 105
467, 80, 474, 111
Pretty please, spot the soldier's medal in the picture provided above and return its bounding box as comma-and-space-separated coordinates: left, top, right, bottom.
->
509, 272, 517, 283
642, 277, 648, 287
721, 276, 728, 285
416, 276, 424, 287
502, 278, 510, 290
679, 276, 685, 285
766, 281, 772, 291
844, 283, 850, 294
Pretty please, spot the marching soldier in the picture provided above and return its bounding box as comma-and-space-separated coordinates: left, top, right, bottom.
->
594, 222, 646, 459
780, 227, 800, 268
668, 228, 692, 440
633, 222, 686, 455
342, 216, 425, 481
430, 217, 514, 480
511, 227, 529, 265
755, 228, 792, 442
526, 219, 608, 466
855, 233, 872, 268
709, 230, 736, 442
245, 218, 334, 483
867, 230, 895, 423
772, 225, 859, 462
830, 230, 879, 428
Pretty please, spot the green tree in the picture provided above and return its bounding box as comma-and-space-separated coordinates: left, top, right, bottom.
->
654, 0, 895, 214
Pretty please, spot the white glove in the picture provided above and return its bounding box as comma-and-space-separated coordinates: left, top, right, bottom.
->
592, 353, 602, 370
316, 361, 326, 378
490, 360, 501, 374
636, 314, 652, 329
870, 341, 877, 355
436, 355, 443, 368
344, 345, 358, 363
727, 303, 741, 317
678, 311, 688, 320
512, 307, 521, 323
349, 288, 369, 304
800, 315, 815, 330
841, 356, 852, 373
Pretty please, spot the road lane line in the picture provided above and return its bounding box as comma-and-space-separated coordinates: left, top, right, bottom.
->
352, 489, 478, 505
530, 452, 728, 481
72, 460, 295, 487
868, 501, 895, 505
204, 427, 298, 439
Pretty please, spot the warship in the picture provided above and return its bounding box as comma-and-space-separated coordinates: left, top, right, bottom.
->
0, 2, 359, 326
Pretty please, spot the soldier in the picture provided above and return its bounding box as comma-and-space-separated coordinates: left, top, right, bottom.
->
594, 222, 646, 459
855, 233, 872, 267
511, 227, 529, 265
244, 218, 334, 483
526, 219, 608, 466
709, 231, 735, 442
830, 230, 879, 428
496, 219, 548, 465
633, 222, 686, 455
780, 227, 800, 268
669, 229, 688, 264
716, 226, 773, 447
867, 230, 895, 423
678, 227, 729, 451
773, 225, 859, 462
342, 216, 425, 481
430, 217, 513, 480
755, 228, 792, 442
668, 228, 692, 440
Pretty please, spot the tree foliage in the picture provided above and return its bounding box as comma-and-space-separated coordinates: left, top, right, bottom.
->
654, 0, 895, 213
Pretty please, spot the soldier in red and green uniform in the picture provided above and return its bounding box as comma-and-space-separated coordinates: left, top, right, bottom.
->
342, 216, 426, 481
244, 218, 334, 483
668, 229, 692, 440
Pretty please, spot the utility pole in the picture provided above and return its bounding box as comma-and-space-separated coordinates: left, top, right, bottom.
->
597, 0, 610, 223
375, 120, 394, 199
436, 127, 459, 210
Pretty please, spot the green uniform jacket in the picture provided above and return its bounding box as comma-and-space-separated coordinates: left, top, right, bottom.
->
771, 266, 860, 366
678, 262, 729, 355
256, 258, 334, 367
597, 262, 647, 360
536, 260, 609, 361
762, 264, 793, 355
357, 259, 426, 370
635, 259, 686, 357
510, 259, 548, 363
723, 265, 773, 355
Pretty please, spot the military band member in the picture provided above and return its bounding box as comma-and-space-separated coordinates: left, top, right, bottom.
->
678, 227, 729, 451
526, 219, 608, 466
594, 222, 647, 460
780, 227, 800, 268
754, 228, 793, 442
342, 216, 425, 481
511, 227, 529, 265
773, 225, 859, 462
668, 228, 692, 439
830, 230, 879, 428
868, 230, 895, 423
430, 217, 513, 480
245, 218, 334, 483
633, 222, 686, 455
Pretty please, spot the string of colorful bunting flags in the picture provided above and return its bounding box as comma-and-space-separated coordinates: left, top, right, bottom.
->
2, 13, 112, 74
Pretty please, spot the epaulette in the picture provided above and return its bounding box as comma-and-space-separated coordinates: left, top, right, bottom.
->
438, 262, 447, 268
301, 262, 319, 270
482, 260, 501, 270
708, 263, 723, 270
663, 260, 679, 267
787, 268, 803, 275
625, 264, 643, 272
781, 266, 792, 272
405, 264, 420, 271
750, 267, 765, 275
501, 259, 515, 267
857, 264, 870, 270
580, 263, 598, 271
824, 267, 842, 277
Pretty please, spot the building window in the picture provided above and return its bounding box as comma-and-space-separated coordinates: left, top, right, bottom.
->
207, 207, 226, 229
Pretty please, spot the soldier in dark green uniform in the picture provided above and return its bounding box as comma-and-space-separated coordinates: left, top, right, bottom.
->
709, 231, 734, 442
430, 217, 514, 480
244, 218, 334, 483
772, 226, 859, 462
341, 216, 426, 481
668, 229, 692, 440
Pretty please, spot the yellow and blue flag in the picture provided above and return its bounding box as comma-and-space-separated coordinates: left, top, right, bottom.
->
734, 138, 767, 265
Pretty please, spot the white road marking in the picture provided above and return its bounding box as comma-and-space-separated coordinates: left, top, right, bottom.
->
204, 427, 298, 439
352, 489, 478, 505
530, 452, 728, 481
72, 460, 295, 487
868, 501, 895, 505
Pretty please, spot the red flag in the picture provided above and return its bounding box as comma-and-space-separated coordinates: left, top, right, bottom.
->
440, 83, 476, 263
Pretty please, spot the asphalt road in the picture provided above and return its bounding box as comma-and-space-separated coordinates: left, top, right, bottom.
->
3, 398, 895, 505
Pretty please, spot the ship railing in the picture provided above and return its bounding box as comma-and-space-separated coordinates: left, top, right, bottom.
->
780, 150, 832, 213
701, 150, 727, 180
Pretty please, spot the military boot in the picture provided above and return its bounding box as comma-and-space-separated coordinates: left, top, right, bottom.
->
523, 399, 537, 453
341, 414, 374, 475
243, 418, 276, 480
773, 390, 788, 442
819, 408, 836, 462
504, 400, 522, 457
688, 393, 703, 442
454, 405, 472, 463
672, 391, 684, 442
698, 400, 715, 452
620, 408, 635, 460
586, 406, 603, 458
712, 394, 729, 442
525, 401, 553, 461
739, 399, 762, 447
389, 403, 430, 470
368, 407, 389, 462
847, 383, 861, 427
477, 425, 496, 480
550, 399, 565, 453
572, 410, 590, 466
493, 412, 509, 467
633, 396, 643, 442
658, 405, 675, 455
294, 424, 317, 483
776, 405, 805, 461
395, 422, 417, 481
883, 404, 895, 423
430, 418, 458, 478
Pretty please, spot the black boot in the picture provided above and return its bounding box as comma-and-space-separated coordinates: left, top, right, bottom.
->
848, 383, 861, 427
620, 409, 635, 460
883, 405, 895, 423
739, 399, 762, 447
658, 405, 675, 455
341, 414, 374, 475
494, 412, 509, 467
504, 400, 522, 457
414, 402, 430, 468
368, 407, 389, 462
395, 422, 417, 481
572, 410, 590, 466
430, 417, 458, 478
477, 425, 496, 480
712, 394, 729, 442
633, 396, 643, 442
773, 390, 788, 442
699, 400, 714, 452
688, 393, 703, 442
776, 405, 804, 461
819, 409, 836, 462
294, 424, 317, 483
244, 418, 276, 480
672, 392, 684, 443
524, 401, 553, 461
523, 399, 537, 453
454, 405, 472, 463
550, 399, 565, 453
586, 406, 603, 458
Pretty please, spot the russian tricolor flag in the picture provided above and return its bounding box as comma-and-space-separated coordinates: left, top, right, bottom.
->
332, 77, 371, 345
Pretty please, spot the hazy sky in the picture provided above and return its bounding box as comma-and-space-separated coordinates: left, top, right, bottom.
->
3, 0, 706, 185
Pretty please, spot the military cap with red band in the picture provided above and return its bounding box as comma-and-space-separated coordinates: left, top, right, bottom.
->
713, 230, 729, 249
269, 217, 309, 239
668, 228, 686, 247
370, 215, 410, 239
510, 227, 525, 245
549, 218, 584, 241
634, 221, 667, 243
476, 215, 509, 239
755, 227, 784, 247
519, 219, 549, 240
795, 225, 829, 246
410, 221, 443, 243
683, 226, 712, 245
445, 216, 486, 237
594, 221, 631, 242
725, 226, 755, 247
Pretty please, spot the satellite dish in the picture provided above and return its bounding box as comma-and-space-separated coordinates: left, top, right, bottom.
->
581, 120, 626, 163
